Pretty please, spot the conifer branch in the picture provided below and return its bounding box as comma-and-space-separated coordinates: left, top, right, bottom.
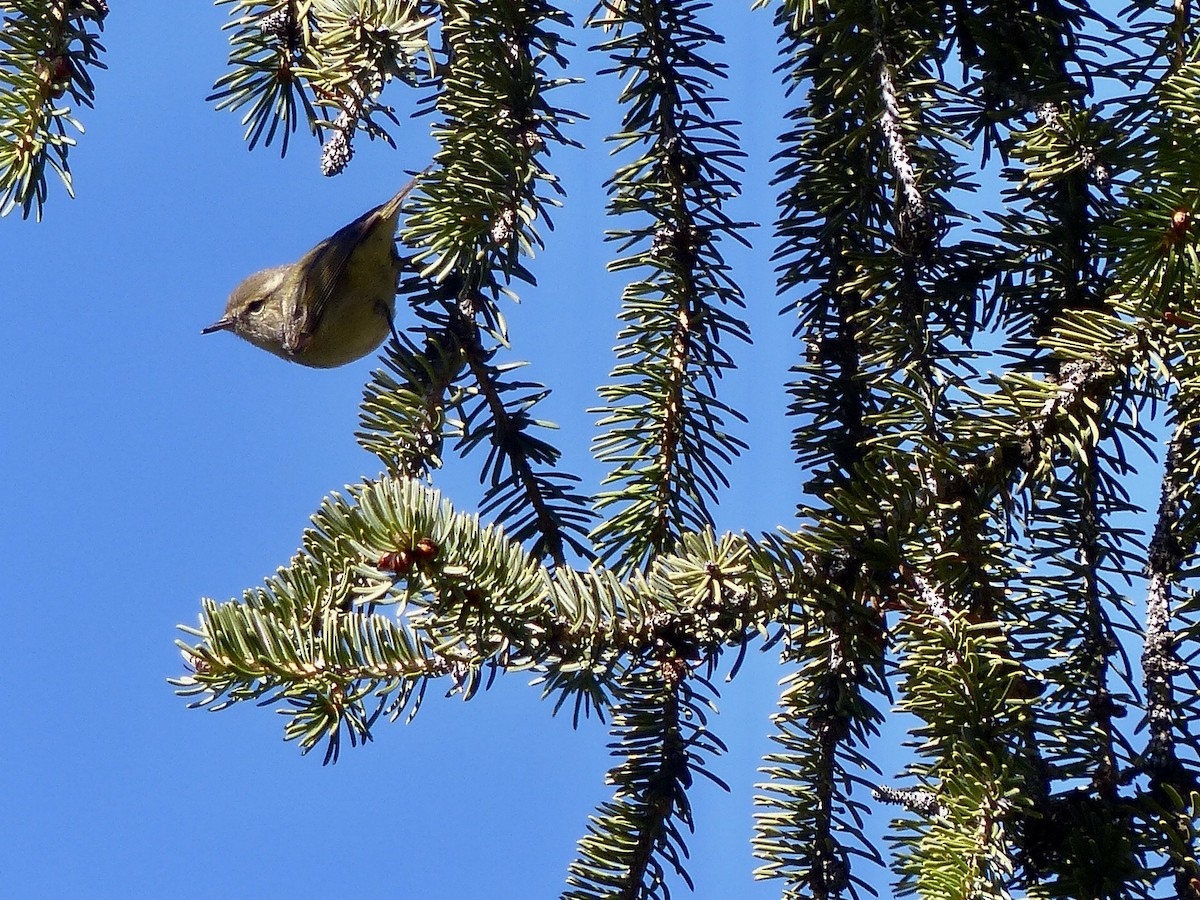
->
1140, 410, 1200, 891
447, 304, 592, 567
177, 477, 785, 762
1074, 455, 1123, 797
403, 0, 574, 324
1144, 431, 1187, 778
566, 663, 725, 900
358, 325, 465, 479
589, 0, 750, 573
872, 785, 945, 818
0, 0, 106, 218
892, 598, 1036, 898
872, 10, 928, 236
209, 0, 434, 162
373, 2, 592, 564
140, 5, 1200, 895
772, 0, 876, 488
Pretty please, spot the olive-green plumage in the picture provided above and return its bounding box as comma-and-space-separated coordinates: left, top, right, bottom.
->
203, 176, 420, 368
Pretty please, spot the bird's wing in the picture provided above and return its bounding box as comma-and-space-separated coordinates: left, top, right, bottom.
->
283, 174, 424, 354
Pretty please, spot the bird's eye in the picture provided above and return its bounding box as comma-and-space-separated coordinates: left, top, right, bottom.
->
245, 298, 267, 315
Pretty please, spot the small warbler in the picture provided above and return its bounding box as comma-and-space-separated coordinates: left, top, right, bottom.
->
202, 174, 422, 368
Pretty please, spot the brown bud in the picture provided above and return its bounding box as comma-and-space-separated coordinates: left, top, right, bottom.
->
1163, 207, 1192, 249
378, 549, 415, 574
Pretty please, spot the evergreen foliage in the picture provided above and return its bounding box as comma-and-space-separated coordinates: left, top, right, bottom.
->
9, 0, 1200, 896
0, 0, 107, 219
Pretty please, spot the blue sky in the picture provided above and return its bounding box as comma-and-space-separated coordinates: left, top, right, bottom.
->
1, 4, 806, 898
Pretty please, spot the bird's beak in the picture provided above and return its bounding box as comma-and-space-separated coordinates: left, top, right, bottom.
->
201, 317, 234, 335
